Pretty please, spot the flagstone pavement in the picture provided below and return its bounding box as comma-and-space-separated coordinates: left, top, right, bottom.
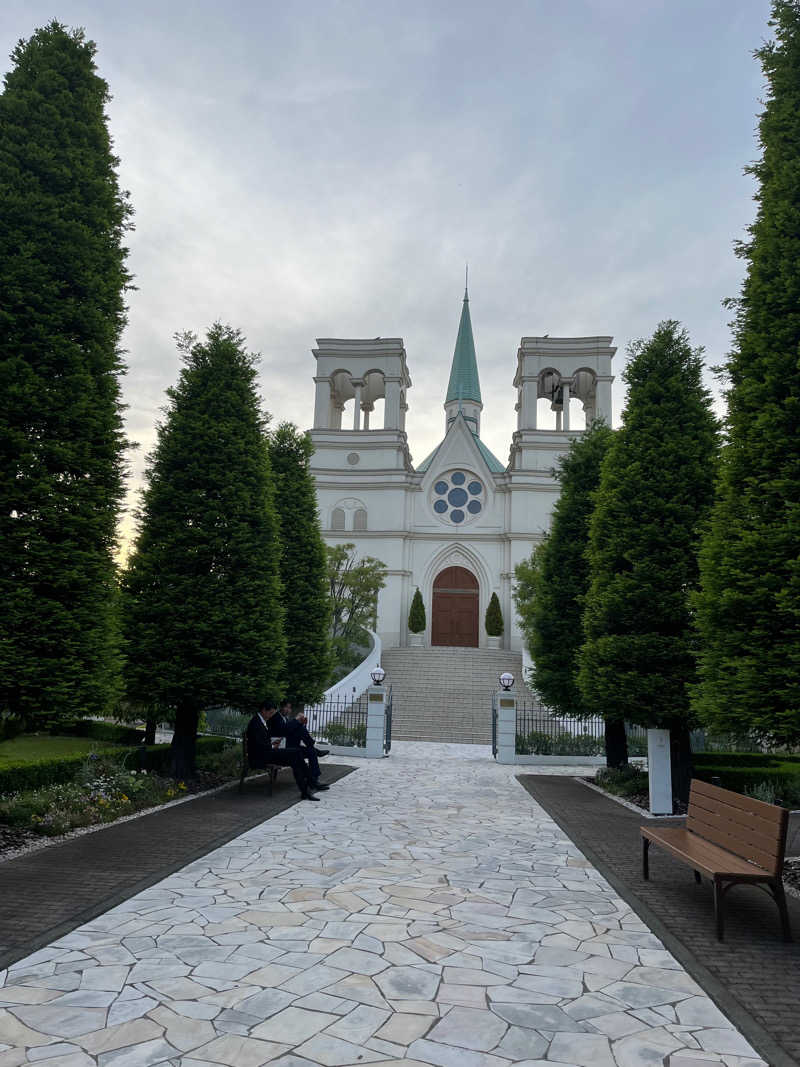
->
0, 743, 766, 1067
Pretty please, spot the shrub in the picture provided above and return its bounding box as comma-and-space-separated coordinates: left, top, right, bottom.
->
0, 712, 24, 742
516, 730, 604, 756
485, 593, 503, 637
408, 588, 426, 634
64, 720, 145, 745
322, 720, 366, 747
595, 765, 649, 798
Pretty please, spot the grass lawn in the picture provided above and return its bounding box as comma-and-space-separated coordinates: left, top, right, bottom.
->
0, 734, 115, 768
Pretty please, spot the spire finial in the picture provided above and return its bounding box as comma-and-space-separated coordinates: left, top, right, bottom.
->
465, 263, 469, 299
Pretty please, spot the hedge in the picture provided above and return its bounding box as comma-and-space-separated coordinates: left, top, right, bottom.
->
63, 720, 147, 745
692, 760, 800, 804
693, 752, 800, 769
0, 736, 232, 796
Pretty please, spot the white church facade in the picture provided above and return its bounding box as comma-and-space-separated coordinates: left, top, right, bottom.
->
308, 288, 615, 657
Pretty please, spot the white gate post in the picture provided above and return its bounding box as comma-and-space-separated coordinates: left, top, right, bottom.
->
647, 728, 672, 815
496, 689, 518, 765
365, 687, 386, 758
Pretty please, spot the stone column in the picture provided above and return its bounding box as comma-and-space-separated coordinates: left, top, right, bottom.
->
385, 378, 402, 429
330, 400, 344, 430
595, 376, 613, 424
313, 377, 330, 429
521, 380, 538, 429
365, 686, 387, 758
352, 380, 363, 430
362, 403, 373, 430
562, 381, 571, 431
495, 688, 518, 765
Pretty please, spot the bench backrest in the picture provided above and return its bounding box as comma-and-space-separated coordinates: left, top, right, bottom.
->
688, 778, 788, 876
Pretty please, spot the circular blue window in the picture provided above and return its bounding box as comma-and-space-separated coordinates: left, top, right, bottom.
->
430, 471, 484, 524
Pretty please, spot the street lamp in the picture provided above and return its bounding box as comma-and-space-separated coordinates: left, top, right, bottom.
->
370, 666, 386, 686
499, 671, 514, 691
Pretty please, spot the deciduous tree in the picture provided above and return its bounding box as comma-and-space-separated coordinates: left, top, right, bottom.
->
693, 1, 800, 744
122, 326, 285, 777
0, 22, 131, 728
578, 323, 719, 799
327, 544, 386, 675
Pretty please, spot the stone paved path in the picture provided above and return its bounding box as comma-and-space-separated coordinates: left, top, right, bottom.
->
0, 743, 765, 1066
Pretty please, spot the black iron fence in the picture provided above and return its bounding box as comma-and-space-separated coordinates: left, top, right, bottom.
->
384, 687, 393, 755
515, 703, 648, 757
306, 696, 368, 748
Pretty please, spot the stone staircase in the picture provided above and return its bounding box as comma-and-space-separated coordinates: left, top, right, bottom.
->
381, 646, 525, 745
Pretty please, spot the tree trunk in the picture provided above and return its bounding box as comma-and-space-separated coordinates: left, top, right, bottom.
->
604, 719, 629, 768
669, 720, 694, 805
170, 703, 199, 780
144, 717, 156, 746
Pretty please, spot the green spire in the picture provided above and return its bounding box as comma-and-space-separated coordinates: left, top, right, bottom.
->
445, 285, 482, 407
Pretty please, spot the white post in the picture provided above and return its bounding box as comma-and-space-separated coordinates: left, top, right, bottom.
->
647, 728, 672, 815
365, 686, 386, 758
495, 688, 517, 765
562, 381, 571, 431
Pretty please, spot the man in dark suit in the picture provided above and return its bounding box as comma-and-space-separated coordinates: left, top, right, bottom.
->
246, 700, 320, 801
278, 700, 330, 791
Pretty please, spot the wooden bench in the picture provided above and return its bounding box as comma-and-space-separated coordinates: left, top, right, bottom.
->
238, 731, 289, 796
641, 778, 792, 941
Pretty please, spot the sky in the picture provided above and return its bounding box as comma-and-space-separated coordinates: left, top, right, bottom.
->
2, 0, 773, 548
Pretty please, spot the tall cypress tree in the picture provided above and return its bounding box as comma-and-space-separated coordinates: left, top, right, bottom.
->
122, 326, 285, 777
578, 322, 719, 799
268, 422, 331, 709
514, 422, 619, 758
0, 23, 131, 728
694, 1, 800, 744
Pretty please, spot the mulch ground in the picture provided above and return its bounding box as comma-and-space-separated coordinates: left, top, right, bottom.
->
519, 773, 800, 1067
0, 763, 355, 971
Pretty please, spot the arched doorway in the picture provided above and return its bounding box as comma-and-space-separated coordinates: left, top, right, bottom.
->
432, 566, 479, 647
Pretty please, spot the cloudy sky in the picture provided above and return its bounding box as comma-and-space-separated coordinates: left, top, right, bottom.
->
2, 0, 772, 545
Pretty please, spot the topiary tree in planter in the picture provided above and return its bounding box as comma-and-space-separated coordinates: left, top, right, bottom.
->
408, 588, 426, 644
485, 593, 504, 644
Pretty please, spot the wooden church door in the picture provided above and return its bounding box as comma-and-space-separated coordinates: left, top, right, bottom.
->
432, 566, 479, 647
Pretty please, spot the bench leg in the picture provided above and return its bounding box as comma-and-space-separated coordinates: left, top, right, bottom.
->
693, 869, 701, 884
713, 879, 725, 941
773, 879, 793, 942
642, 837, 650, 880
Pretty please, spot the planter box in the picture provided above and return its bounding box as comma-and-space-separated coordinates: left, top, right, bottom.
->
486, 635, 501, 649
408, 633, 424, 647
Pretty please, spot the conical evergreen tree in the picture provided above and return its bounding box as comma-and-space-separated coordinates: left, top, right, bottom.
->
122, 326, 285, 777
0, 22, 131, 728
514, 423, 620, 759
268, 422, 331, 709
693, 1, 800, 744
485, 593, 504, 637
408, 588, 426, 634
578, 322, 719, 799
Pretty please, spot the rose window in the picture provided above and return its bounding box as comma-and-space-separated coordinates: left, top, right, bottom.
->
431, 470, 484, 524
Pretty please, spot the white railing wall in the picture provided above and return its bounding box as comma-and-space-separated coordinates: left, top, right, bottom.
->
322, 629, 382, 704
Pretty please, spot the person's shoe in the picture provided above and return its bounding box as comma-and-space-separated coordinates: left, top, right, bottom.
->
311, 781, 330, 790
314, 748, 330, 758
300, 791, 320, 801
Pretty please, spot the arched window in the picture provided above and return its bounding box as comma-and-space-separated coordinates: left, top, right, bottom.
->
353, 508, 367, 531
331, 507, 345, 530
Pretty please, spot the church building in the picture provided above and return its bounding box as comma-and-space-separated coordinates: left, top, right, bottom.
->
308, 289, 615, 660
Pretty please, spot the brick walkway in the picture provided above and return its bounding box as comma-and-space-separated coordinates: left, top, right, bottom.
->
0, 765, 354, 970
519, 773, 800, 1067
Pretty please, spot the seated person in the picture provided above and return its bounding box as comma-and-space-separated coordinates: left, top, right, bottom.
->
245, 700, 320, 801
278, 699, 329, 791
